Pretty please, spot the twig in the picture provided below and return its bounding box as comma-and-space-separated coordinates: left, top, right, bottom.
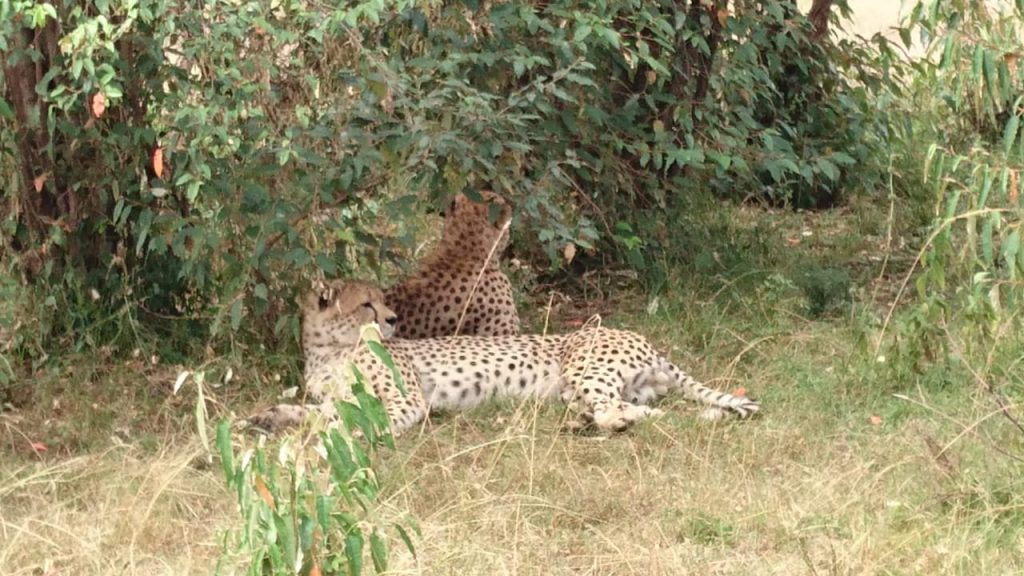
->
454, 218, 512, 336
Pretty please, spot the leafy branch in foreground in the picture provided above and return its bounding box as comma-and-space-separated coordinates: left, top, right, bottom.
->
214, 375, 416, 575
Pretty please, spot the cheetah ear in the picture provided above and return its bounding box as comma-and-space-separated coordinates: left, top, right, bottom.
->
442, 197, 457, 217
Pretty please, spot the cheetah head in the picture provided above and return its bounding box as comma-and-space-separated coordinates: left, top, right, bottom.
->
441, 190, 512, 257
301, 279, 399, 348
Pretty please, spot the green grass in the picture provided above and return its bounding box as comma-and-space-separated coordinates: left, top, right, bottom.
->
3, 198, 1024, 575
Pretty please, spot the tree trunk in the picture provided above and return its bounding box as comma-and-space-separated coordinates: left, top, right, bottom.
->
684, 0, 725, 108
808, 0, 833, 41
3, 18, 64, 245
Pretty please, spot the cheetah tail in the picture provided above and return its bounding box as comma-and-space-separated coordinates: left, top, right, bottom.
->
661, 359, 760, 418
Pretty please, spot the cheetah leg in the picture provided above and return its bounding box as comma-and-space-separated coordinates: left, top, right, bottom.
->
247, 404, 312, 434
560, 359, 661, 433
246, 400, 342, 435
248, 391, 428, 437
367, 366, 428, 436
248, 372, 428, 437
381, 390, 427, 435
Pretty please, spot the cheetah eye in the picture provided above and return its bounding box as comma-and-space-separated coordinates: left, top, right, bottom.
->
362, 302, 374, 309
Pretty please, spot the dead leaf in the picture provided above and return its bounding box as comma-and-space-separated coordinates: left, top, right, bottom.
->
255, 475, 276, 510
173, 371, 190, 394
33, 173, 48, 192
152, 146, 164, 179
869, 415, 883, 426
1010, 169, 1018, 205
29, 441, 48, 453
310, 564, 321, 576
645, 69, 656, 85
717, 8, 729, 27
563, 242, 577, 264
732, 387, 747, 398
90, 92, 106, 118
785, 237, 801, 246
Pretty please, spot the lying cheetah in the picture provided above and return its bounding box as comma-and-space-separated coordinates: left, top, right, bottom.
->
252, 280, 759, 435
384, 190, 520, 338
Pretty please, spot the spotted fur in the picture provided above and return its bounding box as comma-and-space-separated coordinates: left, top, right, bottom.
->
384, 190, 519, 339
250, 280, 760, 435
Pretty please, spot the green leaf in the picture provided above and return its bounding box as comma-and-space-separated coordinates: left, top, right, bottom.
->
573, 23, 592, 43
365, 341, 407, 395
370, 530, 388, 573
979, 168, 993, 207
0, 98, 14, 120
345, 530, 365, 576
983, 49, 998, 106
816, 158, 839, 181
1002, 112, 1020, 156
898, 26, 912, 49
394, 523, 417, 557
830, 151, 856, 165
274, 512, 297, 570
666, 147, 705, 170
216, 420, 234, 483
134, 208, 153, 255
230, 299, 243, 331
981, 213, 997, 265
939, 35, 955, 68
1002, 229, 1020, 275
112, 198, 125, 226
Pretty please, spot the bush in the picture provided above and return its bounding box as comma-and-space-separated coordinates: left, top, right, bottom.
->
875, 1, 1024, 421
887, 1, 1024, 340
0, 0, 895, 358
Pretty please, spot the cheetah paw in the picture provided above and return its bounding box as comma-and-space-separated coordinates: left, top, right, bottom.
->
594, 404, 662, 432
247, 404, 309, 435
698, 407, 728, 421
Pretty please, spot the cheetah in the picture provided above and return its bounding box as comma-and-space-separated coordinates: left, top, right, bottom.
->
251, 279, 760, 436
384, 190, 520, 339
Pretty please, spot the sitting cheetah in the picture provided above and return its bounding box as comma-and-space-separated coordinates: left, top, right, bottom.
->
384, 190, 520, 338
252, 280, 759, 435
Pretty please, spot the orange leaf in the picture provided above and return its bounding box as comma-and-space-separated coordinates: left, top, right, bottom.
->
717, 8, 729, 27
254, 475, 276, 510
152, 146, 164, 179
1010, 170, 1019, 205
91, 92, 106, 118
868, 415, 883, 426
566, 319, 584, 327
732, 387, 747, 398
29, 441, 48, 453
33, 173, 48, 192
309, 564, 322, 576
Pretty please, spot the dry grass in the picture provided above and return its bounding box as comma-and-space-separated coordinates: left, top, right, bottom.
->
372, 358, 1024, 574
3, 202, 1024, 575
0, 439, 236, 575
6, 320, 1021, 575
